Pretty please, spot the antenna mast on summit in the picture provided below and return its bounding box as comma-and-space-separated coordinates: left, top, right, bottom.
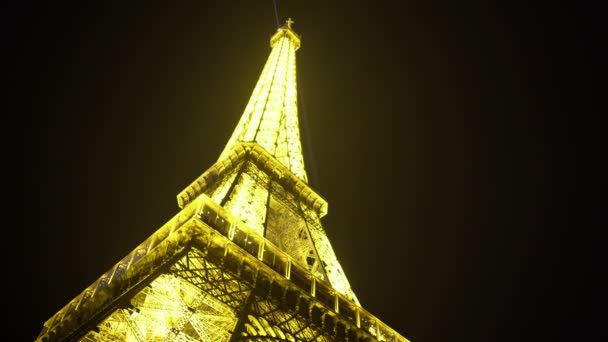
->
272, 0, 281, 29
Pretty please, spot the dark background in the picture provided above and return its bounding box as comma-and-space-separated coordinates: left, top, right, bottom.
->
15, 1, 599, 341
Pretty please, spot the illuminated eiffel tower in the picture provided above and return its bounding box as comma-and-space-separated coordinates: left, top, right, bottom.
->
36, 19, 410, 342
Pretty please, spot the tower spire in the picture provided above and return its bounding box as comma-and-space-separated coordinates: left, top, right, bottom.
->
35, 18, 411, 342
218, 19, 307, 182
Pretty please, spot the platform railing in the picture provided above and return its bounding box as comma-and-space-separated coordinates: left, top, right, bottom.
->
198, 195, 408, 342
38, 194, 408, 342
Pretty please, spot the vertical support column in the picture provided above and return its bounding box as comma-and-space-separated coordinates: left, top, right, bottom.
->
334, 293, 339, 313
228, 284, 258, 342
311, 277, 316, 297
285, 258, 292, 279
356, 307, 361, 328
228, 222, 236, 240
257, 241, 265, 260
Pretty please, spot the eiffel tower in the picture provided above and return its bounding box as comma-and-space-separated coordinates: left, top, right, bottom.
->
36, 19, 410, 342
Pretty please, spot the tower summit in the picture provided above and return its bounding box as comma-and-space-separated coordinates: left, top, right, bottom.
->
219, 17, 306, 182
36, 19, 410, 342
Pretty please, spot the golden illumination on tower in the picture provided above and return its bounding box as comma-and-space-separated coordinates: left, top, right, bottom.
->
214, 19, 359, 304
36, 18, 410, 342
219, 19, 306, 182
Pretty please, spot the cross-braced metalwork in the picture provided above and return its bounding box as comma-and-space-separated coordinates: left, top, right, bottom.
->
78, 247, 252, 341
35, 19, 411, 342
172, 250, 252, 312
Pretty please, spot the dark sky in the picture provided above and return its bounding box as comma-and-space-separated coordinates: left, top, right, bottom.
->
17, 1, 598, 341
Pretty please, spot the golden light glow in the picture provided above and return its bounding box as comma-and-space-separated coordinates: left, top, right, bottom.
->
38, 192, 408, 341
222, 167, 269, 235
82, 266, 240, 341
307, 212, 360, 304
216, 24, 359, 303
36, 20, 410, 342
219, 27, 307, 183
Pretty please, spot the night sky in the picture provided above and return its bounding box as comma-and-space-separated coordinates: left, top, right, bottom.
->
18, 1, 598, 341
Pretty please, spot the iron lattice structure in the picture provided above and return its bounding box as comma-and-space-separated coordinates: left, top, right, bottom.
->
36, 20, 410, 342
